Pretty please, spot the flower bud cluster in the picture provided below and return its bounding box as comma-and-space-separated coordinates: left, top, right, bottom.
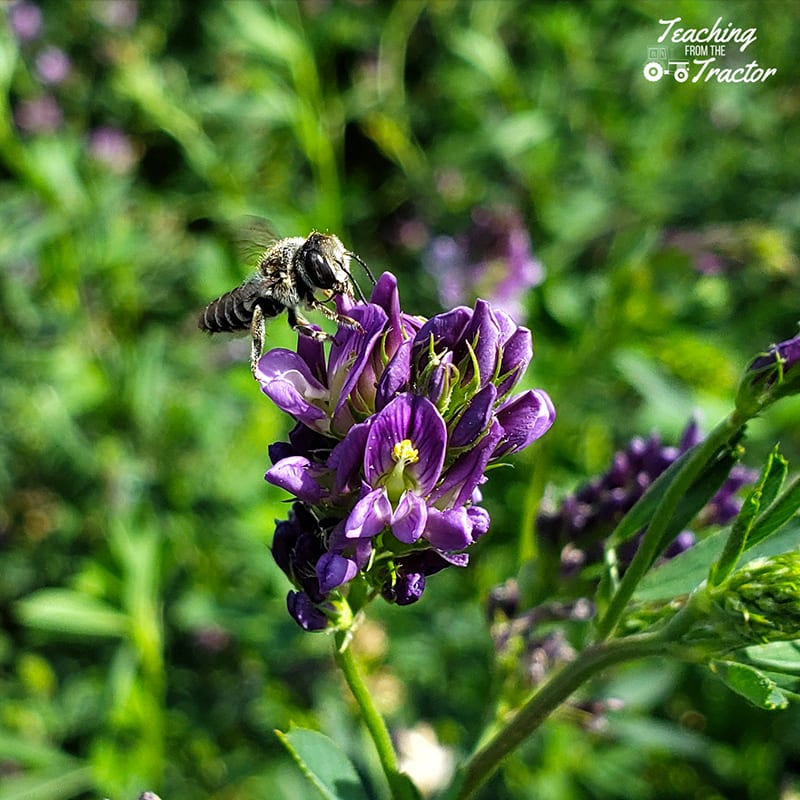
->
676, 554, 800, 653
257, 273, 555, 630
709, 554, 800, 646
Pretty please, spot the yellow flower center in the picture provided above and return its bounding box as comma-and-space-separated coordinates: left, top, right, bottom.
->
392, 439, 419, 464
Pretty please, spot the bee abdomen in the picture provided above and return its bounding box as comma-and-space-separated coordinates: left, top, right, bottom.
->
198, 287, 256, 333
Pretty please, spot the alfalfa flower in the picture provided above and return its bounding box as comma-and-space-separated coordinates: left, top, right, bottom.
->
257, 271, 554, 630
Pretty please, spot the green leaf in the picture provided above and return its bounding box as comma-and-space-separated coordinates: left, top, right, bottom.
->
635, 517, 800, 602
709, 660, 789, 710
709, 487, 760, 587
709, 446, 784, 586
744, 640, 800, 675
15, 589, 128, 638
758, 446, 789, 510
0, 766, 94, 800
0, 734, 76, 767
748, 475, 800, 549
276, 727, 370, 800
759, 670, 800, 701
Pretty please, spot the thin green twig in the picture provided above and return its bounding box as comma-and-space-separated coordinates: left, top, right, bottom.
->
455, 631, 674, 800
333, 630, 416, 800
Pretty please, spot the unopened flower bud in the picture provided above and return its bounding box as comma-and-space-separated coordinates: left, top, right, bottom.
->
737, 333, 800, 417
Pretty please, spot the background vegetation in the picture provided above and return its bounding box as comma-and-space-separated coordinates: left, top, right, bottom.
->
1, 1, 799, 798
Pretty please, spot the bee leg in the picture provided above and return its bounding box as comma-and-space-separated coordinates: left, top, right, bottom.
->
250, 305, 265, 375
288, 307, 332, 341
307, 300, 365, 334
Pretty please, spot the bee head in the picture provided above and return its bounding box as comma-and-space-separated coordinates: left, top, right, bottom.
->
297, 233, 352, 293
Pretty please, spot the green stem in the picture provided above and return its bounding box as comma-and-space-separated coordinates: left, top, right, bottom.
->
594, 411, 743, 642
455, 632, 673, 800
333, 631, 414, 800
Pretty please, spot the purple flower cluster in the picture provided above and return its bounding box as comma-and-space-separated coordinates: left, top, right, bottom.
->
257, 272, 555, 630
536, 420, 756, 576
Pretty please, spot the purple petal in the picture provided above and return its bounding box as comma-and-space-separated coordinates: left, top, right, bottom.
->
365, 393, 447, 495
424, 507, 474, 550
268, 441, 295, 465
288, 422, 335, 458
265, 456, 325, 503
255, 349, 329, 431
458, 299, 501, 387
370, 271, 400, 312
316, 552, 358, 593
328, 521, 373, 568
411, 307, 472, 365
496, 326, 533, 396
391, 491, 428, 543
679, 418, 703, 451
327, 303, 388, 414
345, 487, 392, 539
494, 389, 556, 457
328, 421, 371, 495
369, 272, 407, 356
397, 549, 469, 576
383, 572, 426, 605
430, 421, 504, 508
287, 591, 329, 631
425, 352, 456, 406
375, 338, 412, 410
749, 334, 800, 377
467, 506, 491, 540
493, 308, 518, 344
449, 383, 497, 447
663, 530, 696, 559
271, 518, 301, 577
297, 326, 327, 384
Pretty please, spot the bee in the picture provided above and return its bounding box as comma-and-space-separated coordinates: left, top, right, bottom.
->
198, 231, 374, 373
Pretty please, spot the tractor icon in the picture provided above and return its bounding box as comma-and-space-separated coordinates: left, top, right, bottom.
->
643, 47, 690, 82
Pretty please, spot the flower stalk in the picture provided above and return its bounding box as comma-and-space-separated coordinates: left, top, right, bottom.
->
333, 630, 418, 800
454, 630, 676, 800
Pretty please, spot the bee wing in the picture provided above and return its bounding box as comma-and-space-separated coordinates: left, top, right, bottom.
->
233, 216, 281, 267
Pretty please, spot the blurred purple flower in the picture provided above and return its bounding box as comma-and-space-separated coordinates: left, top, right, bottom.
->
92, 0, 138, 28
88, 126, 138, 173
34, 46, 70, 85
665, 230, 727, 275
536, 419, 756, 576
425, 207, 544, 319
14, 95, 62, 133
255, 271, 554, 629
8, 1, 42, 41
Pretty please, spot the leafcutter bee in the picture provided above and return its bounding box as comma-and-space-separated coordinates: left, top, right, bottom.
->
199, 231, 374, 373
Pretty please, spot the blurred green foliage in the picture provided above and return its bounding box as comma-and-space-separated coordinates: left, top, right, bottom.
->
1, 1, 799, 798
